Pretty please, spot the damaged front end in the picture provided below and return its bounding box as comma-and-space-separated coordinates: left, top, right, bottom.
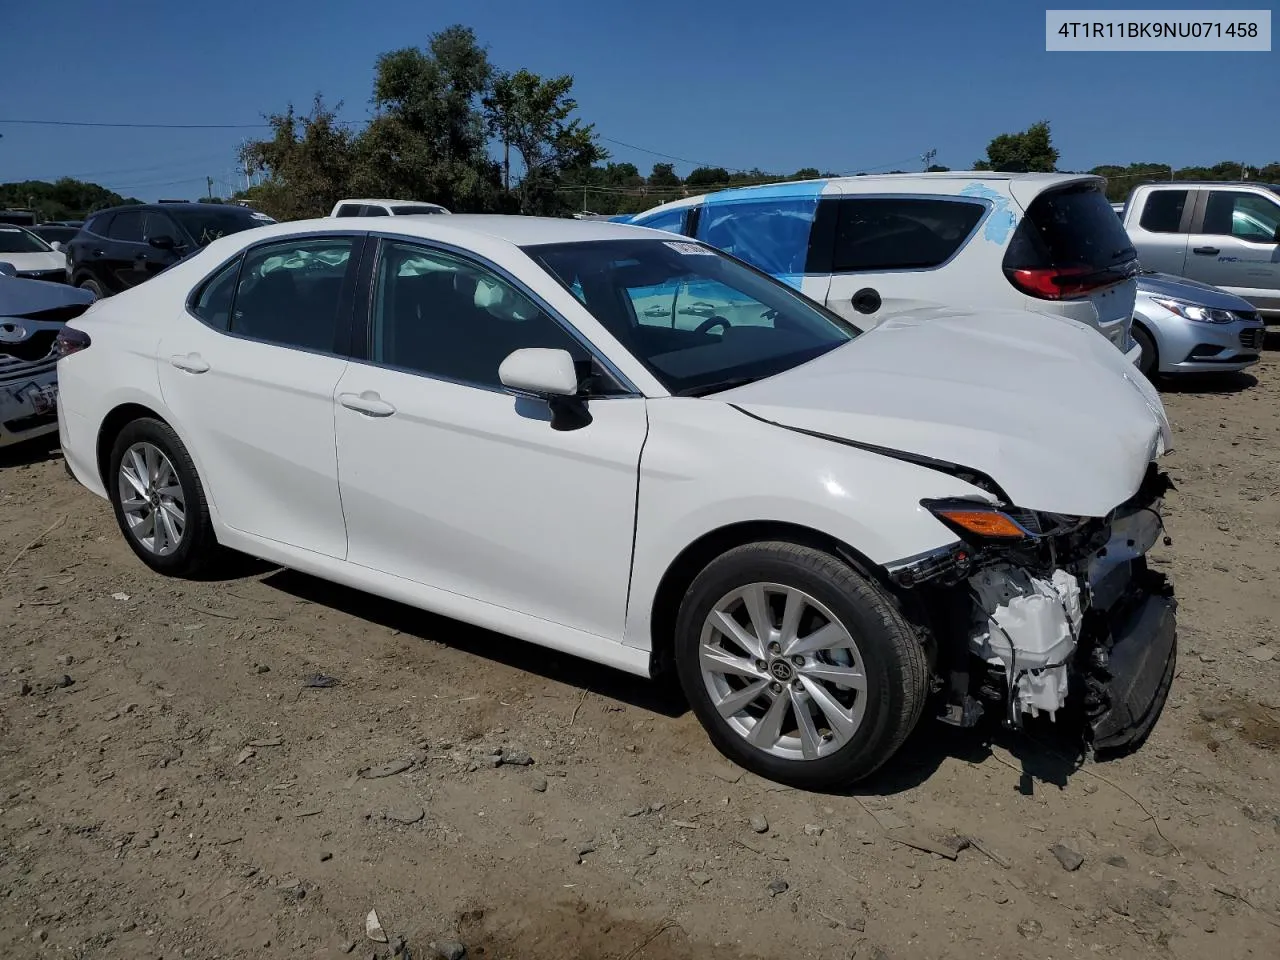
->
887, 464, 1177, 755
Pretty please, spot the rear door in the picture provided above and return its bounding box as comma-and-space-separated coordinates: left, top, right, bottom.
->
1183, 187, 1280, 307
1124, 186, 1193, 275
822, 191, 987, 326
100, 209, 150, 291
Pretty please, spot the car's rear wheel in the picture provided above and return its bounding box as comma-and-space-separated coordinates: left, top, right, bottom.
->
77, 277, 104, 299
674, 542, 928, 789
107, 418, 219, 577
1133, 324, 1158, 380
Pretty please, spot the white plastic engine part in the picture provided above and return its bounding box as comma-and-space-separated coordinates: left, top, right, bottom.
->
968, 565, 1083, 720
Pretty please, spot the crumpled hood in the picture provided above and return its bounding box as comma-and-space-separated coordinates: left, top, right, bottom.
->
719, 307, 1173, 517
1137, 272, 1257, 312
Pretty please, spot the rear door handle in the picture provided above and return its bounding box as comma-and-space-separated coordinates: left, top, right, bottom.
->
169, 353, 209, 374
1192, 246, 1220, 256
339, 391, 396, 417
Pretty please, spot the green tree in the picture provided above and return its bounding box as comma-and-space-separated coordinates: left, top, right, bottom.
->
484, 68, 603, 215
648, 162, 680, 188
926, 164, 951, 172
355, 26, 501, 212
974, 121, 1058, 173
685, 166, 730, 188
239, 95, 356, 221
791, 167, 821, 180
0, 178, 140, 220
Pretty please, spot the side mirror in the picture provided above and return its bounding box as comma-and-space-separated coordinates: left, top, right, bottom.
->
499, 348, 579, 398
0, 262, 16, 277
149, 235, 178, 251
49, 241, 64, 252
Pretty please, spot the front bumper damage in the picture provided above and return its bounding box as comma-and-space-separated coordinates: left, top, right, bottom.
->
895, 465, 1177, 754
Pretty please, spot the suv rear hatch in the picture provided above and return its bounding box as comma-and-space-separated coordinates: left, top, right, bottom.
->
1003, 180, 1138, 349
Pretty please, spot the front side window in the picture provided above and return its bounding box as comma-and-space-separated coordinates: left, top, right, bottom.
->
1137, 189, 1188, 233
695, 197, 819, 276
0, 226, 53, 253
370, 241, 588, 389
833, 197, 985, 272
389, 204, 446, 215
228, 237, 355, 351
632, 206, 688, 236
110, 211, 145, 243
1204, 191, 1280, 242
526, 238, 856, 396
335, 204, 365, 218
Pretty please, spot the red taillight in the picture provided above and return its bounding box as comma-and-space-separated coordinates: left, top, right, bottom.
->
1006, 266, 1107, 300
53, 327, 91, 358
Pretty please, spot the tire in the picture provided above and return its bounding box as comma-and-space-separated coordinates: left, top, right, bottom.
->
1132, 324, 1158, 380
77, 277, 105, 299
107, 418, 220, 578
674, 541, 929, 789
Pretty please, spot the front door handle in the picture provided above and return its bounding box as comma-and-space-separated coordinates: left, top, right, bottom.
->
169, 353, 209, 374
1192, 246, 1220, 256
339, 391, 396, 417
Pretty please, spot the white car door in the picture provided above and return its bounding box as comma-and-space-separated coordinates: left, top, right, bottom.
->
1183, 188, 1280, 304
821, 189, 992, 327
333, 239, 647, 641
157, 234, 365, 558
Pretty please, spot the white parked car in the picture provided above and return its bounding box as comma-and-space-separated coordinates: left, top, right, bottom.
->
330, 198, 450, 218
627, 172, 1143, 363
0, 224, 70, 283
57, 216, 1177, 788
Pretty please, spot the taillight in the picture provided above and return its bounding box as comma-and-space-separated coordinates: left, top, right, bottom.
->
1005, 266, 1108, 300
53, 327, 91, 358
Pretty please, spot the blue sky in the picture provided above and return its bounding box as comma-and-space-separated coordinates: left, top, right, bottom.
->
2, 0, 1277, 201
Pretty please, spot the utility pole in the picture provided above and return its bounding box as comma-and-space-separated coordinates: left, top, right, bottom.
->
921, 149, 937, 172
206, 176, 214, 201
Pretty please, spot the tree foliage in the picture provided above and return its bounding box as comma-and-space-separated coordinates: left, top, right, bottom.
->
0, 178, 141, 220
974, 121, 1058, 173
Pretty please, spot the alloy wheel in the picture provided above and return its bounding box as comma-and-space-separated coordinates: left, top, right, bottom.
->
117, 442, 186, 557
698, 582, 868, 761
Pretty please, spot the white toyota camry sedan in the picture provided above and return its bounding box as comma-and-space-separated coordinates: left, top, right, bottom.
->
56, 215, 1178, 789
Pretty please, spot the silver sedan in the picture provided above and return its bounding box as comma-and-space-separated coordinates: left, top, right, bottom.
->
1131, 272, 1266, 378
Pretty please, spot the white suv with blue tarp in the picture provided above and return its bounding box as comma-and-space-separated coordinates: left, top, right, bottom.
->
626, 172, 1142, 362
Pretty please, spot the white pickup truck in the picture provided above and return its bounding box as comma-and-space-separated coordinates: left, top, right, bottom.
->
1121, 181, 1280, 321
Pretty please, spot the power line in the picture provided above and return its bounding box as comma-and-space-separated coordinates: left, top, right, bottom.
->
0, 118, 269, 130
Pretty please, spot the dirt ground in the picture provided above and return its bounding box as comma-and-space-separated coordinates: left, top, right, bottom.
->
2, 342, 1279, 960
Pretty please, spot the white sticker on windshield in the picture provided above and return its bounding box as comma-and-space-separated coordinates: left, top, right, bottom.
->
663, 240, 715, 255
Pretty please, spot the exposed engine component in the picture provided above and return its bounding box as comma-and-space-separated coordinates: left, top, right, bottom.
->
968, 565, 1082, 723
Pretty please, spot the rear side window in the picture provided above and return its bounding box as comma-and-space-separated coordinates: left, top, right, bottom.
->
190, 258, 241, 330
228, 237, 356, 351
389, 204, 445, 215
832, 198, 985, 272
633, 206, 688, 236
86, 213, 114, 236
335, 204, 366, 218
1138, 190, 1188, 233
361, 205, 391, 217
1004, 183, 1136, 273
110, 211, 144, 243
695, 197, 819, 276
1203, 191, 1280, 242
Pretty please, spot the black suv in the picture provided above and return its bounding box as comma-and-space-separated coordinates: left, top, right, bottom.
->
67, 203, 276, 297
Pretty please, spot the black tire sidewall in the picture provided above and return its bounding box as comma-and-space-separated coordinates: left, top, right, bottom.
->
1133, 325, 1157, 379
674, 545, 922, 789
79, 278, 104, 298
107, 419, 214, 576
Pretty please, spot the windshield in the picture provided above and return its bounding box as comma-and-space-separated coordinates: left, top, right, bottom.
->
524, 238, 857, 396
391, 204, 447, 215
174, 208, 276, 246
0, 226, 53, 253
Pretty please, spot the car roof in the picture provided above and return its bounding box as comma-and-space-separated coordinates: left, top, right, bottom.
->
335, 198, 443, 207
90, 203, 259, 216
629, 171, 1098, 219
220, 214, 673, 248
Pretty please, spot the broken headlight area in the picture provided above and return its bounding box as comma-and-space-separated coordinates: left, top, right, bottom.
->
890, 464, 1177, 754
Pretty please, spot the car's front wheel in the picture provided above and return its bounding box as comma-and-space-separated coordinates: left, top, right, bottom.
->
77, 277, 104, 299
674, 542, 929, 789
1133, 324, 1158, 380
107, 418, 219, 577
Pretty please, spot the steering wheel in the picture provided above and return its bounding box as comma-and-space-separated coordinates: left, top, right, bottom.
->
694, 315, 730, 336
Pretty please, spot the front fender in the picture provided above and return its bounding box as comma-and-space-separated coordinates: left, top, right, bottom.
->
622, 400, 990, 652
